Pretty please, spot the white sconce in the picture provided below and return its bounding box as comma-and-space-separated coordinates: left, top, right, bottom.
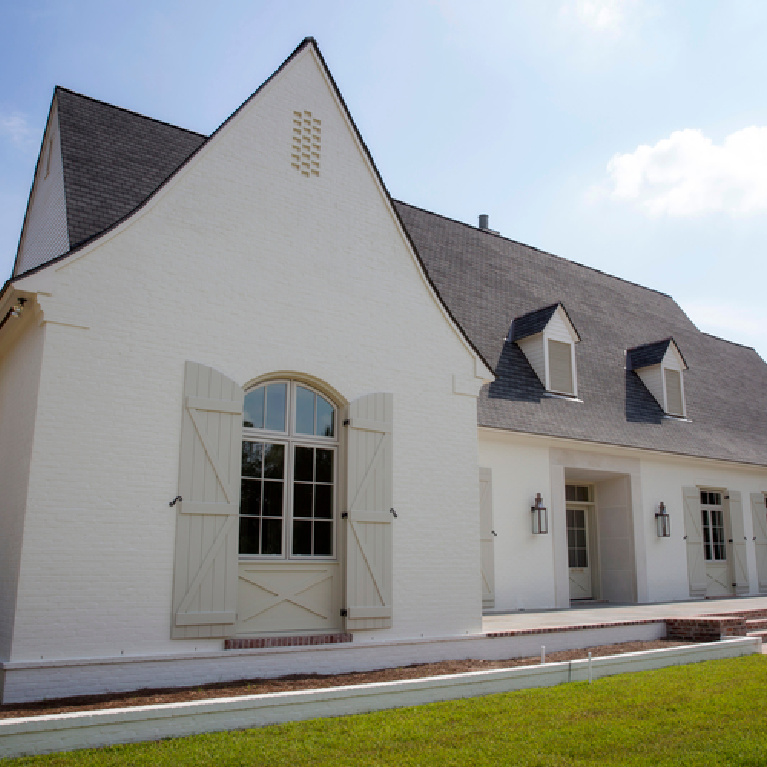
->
531, 492, 548, 535
655, 501, 671, 538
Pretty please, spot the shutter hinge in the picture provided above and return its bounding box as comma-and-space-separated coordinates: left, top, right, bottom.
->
169, 495, 182, 507
343, 419, 350, 426
342, 512, 348, 519
340, 608, 348, 617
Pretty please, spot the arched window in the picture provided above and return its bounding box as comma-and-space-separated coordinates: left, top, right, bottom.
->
239, 380, 337, 559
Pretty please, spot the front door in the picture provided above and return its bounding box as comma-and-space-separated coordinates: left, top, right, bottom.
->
567, 507, 592, 600
700, 491, 732, 597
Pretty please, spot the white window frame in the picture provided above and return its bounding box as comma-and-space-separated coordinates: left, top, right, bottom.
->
240, 379, 338, 562
700, 490, 726, 562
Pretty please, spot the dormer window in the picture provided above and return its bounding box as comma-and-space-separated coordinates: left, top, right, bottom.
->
509, 303, 581, 397
627, 338, 688, 418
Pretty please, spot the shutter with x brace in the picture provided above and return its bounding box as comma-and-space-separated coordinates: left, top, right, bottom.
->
344, 392, 393, 631
171, 361, 244, 638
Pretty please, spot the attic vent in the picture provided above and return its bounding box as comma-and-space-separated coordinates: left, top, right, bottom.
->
291, 110, 321, 177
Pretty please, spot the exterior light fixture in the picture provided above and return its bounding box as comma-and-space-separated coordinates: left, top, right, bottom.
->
10, 297, 26, 318
531, 492, 548, 535
655, 501, 671, 538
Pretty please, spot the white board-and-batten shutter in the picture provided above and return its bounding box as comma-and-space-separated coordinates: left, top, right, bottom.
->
171, 362, 244, 639
479, 467, 495, 610
726, 491, 749, 595
683, 486, 706, 598
344, 393, 393, 631
751, 493, 767, 593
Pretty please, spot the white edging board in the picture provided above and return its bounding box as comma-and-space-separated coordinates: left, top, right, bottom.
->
0, 637, 760, 759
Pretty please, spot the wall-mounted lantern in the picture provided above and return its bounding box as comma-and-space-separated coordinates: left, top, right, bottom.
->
655, 501, 671, 538
531, 492, 548, 535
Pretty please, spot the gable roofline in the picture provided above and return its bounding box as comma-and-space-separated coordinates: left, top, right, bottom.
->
5, 38, 492, 375
8, 38, 316, 284
626, 337, 688, 371
509, 302, 581, 343
10, 88, 58, 281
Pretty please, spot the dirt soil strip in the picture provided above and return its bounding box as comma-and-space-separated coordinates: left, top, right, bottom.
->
0, 639, 688, 720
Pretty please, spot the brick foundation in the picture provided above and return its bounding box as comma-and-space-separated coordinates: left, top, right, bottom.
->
224, 633, 353, 650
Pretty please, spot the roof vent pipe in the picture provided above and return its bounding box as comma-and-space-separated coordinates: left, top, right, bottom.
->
478, 214, 489, 230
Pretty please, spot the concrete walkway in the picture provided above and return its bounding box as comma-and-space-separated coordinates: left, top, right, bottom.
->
482, 595, 767, 633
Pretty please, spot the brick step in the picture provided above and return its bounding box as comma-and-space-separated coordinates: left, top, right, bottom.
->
746, 630, 767, 641
745, 618, 767, 630
706, 609, 767, 620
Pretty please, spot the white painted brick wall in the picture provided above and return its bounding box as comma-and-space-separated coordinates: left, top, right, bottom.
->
9, 46, 485, 672
0, 310, 45, 663
479, 429, 767, 611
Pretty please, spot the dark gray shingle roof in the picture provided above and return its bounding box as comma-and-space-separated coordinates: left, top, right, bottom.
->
395, 201, 767, 466
56, 88, 206, 252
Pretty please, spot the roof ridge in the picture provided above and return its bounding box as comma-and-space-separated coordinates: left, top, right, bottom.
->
701, 331, 757, 352
55, 86, 207, 138
393, 199, 676, 302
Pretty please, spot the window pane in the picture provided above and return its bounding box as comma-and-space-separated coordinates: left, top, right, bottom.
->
293, 483, 313, 518
314, 521, 332, 556
568, 549, 577, 567
262, 481, 283, 517
295, 386, 315, 435
575, 530, 587, 549
565, 486, 576, 503
243, 387, 264, 429
577, 549, 588, 568
576, 486, 590, 502
263, 443, 285, 479
315, 484, 332, 518
265, 383, 287, 432
261, 519, 282, 555
239, 517, 260, 555
240, 479, 262, 516
295, 446, 313, 482
241, 442, 263, 478
292, 520, 312, 555
316, 396, 334, 437
316, 449, 333, 484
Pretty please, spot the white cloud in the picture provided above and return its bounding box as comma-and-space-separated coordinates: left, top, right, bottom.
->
0, 111, 35, 147
607, 127, 767, 216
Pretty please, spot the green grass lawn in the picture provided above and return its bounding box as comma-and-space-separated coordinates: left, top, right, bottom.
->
7, 654, 767, 767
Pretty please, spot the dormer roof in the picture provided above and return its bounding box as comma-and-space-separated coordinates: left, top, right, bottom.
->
509, 303, 581, 343
627, 338, 688, 371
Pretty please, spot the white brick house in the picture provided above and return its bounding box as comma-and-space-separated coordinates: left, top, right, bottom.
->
1, 38, 766, 704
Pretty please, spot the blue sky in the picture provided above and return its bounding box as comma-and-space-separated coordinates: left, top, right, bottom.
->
2, 0, 766, 360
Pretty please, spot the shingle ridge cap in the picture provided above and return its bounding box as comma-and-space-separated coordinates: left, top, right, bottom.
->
55, 86, 208, 138
393, 199, 675, 301
700, 331, 757, 353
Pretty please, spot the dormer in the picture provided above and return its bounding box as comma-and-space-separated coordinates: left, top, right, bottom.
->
627, 338, 688, 417
509, 303, 581, 397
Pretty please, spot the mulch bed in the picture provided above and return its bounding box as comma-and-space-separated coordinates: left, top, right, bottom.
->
0, 639, 688, 720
